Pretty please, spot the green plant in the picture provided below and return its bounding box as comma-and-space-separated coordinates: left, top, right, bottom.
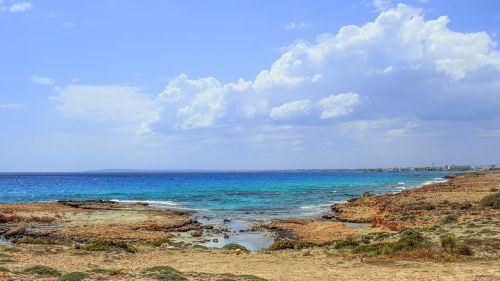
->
126, 245, 138, 253
479, 193, 500, 209
440, 234, 473, 256
58, 272, 89, 281
82, 239, 111, 251
269, 240, 313, 251
152, 237, 172, 247
222, 243, 250, 252
143, 266, 187, 281
23, 265, 61, 276
442, 214, 458, 224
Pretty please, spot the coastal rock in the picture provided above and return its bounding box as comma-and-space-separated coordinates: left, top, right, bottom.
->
191, 230, 203, 237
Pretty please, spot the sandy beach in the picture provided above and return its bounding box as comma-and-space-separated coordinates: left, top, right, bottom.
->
0, 171, 499, 280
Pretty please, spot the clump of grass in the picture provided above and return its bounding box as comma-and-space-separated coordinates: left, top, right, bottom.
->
81, 239, 111, 251
23, 265, 61, 276
91, 268, 121, 276
57, 272, 89, 281
151, 237, 172, 247
442, 214, 459, 224
126, 245, 138, 253
80, 239, 138, 253
222, 243, 250, 252
440, 234, 473, 256
403, 202, 435, 211
269, 240, 313, 251
352, 229, 431, 255
479, 193, 500, 209
143, 266, 187, 281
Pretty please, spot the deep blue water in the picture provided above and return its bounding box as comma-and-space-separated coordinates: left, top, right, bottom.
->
0, 171, 449, 220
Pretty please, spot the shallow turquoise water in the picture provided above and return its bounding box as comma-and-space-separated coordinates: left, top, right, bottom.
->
0, 171, 449, 220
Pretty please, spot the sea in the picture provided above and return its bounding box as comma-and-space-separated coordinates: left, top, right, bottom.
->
0, 171, 449, 221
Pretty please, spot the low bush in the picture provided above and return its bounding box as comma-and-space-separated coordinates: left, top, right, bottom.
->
151, 237, 172, 247
352, 229, 431, 255
23, 265, 61, 276
479, 193, 500, 209
269, 240, 313, 251
143, 266, 187, 281
442, 214, 459, 224
440, 234, 473, 256
222, 243, 250, 252
57, 272, 89, 281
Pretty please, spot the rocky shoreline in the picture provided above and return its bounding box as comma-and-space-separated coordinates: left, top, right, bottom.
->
0, 171, 498, 280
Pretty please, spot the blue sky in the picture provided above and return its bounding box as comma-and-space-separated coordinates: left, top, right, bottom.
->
1, 0, 500, 171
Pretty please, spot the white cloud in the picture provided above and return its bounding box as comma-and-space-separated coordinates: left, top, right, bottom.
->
317, 93, 361, 119
50, 85, 159, 133
284, 22, 313, 31
0, 103, 22, 109
270, 100, 310, 120
7, 1, 32, 13
31, 75, 54, 85
50, 4, 500, 140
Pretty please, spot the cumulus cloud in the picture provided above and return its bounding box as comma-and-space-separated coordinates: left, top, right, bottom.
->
2, 1, 32, 13
270, 100, 310, 120
50, 4, 500, 142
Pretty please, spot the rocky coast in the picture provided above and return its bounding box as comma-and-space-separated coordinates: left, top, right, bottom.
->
0, 171, 498, 280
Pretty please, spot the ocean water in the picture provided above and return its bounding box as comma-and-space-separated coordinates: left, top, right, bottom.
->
0, 171, 449, 220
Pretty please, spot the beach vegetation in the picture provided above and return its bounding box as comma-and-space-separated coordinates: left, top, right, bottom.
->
440, 234, 473, 256
442, 214, 458, 224
152, 237, 172, 247
57, 272, 89, 281
81, 239, 111, 251
80, 239, 138, 253
270, 240, 314, 251
222, 243, 250, 252
351, 229, 432, 255
90, 268, 122, 276
479, 193, 500, 209
23, 265, 61, 276
143, 265, 187, 281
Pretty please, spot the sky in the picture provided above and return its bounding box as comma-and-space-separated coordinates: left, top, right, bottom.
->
1, 0, 500, 171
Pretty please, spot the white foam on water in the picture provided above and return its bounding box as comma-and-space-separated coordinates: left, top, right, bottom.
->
111, 199, 200, 211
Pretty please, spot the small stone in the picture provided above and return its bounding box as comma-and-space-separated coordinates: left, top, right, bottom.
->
191, 230, 203, 237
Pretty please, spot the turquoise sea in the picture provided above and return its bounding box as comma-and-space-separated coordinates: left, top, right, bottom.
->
0, 171, 449, 220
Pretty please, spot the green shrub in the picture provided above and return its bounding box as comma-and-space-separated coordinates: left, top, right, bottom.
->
222, 243, 250, 252
442, 214, 458, 224
143, 266, 187, 281
152, 237, 172, 247
82, 239, 111, 251
479, 193, 500, 209
440, 234, 458, 249
58, 272, 89, 281
352, 229, 431, 255
23, 265, 61, 276
269, 240, 313, 251
440, 234, 473, 256
126, 245, 138, 253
